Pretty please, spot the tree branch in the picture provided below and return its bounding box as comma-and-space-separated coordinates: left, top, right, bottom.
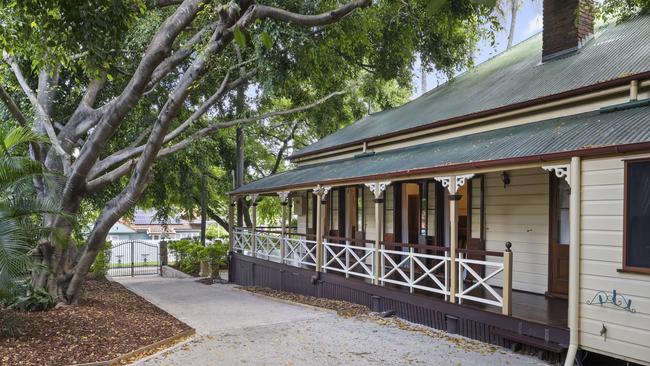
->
3, 54, 69, 159
270, 121, 299, 175
0, 85, 43, 162
158, 90, 346, 158
144, 21, 219, 96
0, 84, 29, 127
89, 66, 257, 179
251, 0, 371, 26
86, 90, 345, 190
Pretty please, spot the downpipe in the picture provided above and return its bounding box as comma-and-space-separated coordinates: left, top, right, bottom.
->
564, 156, 581, 366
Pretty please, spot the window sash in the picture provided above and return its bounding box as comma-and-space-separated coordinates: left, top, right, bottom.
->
624, 159, 650, 271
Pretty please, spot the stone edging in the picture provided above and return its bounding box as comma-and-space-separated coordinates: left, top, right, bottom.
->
71, 328, 196, 366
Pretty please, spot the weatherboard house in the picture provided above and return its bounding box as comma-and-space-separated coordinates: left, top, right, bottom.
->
228, 2, 650, 365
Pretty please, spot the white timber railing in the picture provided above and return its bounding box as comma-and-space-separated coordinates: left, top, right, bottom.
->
380, 245, 450, 300
255, 230, 282, 262
283, 235, 317, 268
455, 245, 513, 315
322, 240, 375, 280
231, 228, 513, 315
232, 228, 253, 255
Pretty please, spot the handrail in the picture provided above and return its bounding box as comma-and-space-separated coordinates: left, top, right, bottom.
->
255, 228, 283, 234
456, 248, 504, 257
381, 241, 448, 252
323, 235, 373, 245
286, 232, 317, 240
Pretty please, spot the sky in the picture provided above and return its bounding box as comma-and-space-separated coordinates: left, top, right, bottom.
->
415, 1, 544, 95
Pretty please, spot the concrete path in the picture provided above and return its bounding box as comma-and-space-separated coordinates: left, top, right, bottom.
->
113, 276, 548, 366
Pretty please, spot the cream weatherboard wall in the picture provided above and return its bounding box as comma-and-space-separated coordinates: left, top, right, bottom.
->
579, 154, 650, 365
484, 169, 550, 295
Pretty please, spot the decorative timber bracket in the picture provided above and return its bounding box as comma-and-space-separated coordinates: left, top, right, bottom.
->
364, 181, 391, 199
277, 191, 290, 203
312, 185, 331, 198
434, 174, 474, 194
542, 164, 571, 188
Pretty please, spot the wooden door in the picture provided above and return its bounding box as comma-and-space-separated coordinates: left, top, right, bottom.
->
407, 195, 419, 244
548, 175, 570, 297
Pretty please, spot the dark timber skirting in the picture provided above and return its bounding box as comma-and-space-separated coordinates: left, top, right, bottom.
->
230, 253, 569, 358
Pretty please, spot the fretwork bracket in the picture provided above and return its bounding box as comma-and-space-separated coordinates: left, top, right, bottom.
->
542, 165, 571, 188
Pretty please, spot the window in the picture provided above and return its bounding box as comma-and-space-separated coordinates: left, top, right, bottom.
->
356, 186, 364, 232
553, 178, 571, 245
306, 191, 314, 230
624, 160, 650, 272
471, 176, 484, 240
330, 189, 339, 230
427, 182, 436, 237
384, 186, 394, 234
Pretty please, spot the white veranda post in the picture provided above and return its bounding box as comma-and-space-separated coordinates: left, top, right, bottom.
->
278, 191, 290, 263
434, 174, 473, 303
313, 185, 330, 272
250, 194, 258, 257
365, 181, 390, 285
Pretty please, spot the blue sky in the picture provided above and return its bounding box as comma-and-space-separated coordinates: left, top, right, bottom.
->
416, 1, 544, 94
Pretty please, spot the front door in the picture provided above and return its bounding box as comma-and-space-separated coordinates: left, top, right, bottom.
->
548, 175, 570, 297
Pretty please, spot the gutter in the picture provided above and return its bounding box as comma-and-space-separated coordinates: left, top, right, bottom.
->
290, 71, 650, 162
230, 140, 650, 196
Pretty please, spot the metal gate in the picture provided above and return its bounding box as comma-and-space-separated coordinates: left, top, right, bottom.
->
108, 240, 161, 277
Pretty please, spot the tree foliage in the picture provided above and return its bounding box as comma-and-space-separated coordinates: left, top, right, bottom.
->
0, 0, 501, 303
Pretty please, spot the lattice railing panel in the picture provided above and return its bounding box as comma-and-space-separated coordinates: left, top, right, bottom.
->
380, 247, 450, 298
456, 254, 504, 308
322, 241, 374, 280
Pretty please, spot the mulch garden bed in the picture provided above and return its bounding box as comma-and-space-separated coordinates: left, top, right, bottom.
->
0, 279, 192, 366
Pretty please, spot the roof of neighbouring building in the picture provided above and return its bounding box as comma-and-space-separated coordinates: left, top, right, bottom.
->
291, 15, 650, 159
233, 103, 650, 194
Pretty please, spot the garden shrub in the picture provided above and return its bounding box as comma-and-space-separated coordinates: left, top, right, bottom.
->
7, 283, 54, 311
168, 240, 228, 277
89, 241, 112, 279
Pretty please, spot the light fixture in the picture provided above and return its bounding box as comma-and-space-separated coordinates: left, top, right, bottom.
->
501, 171, 510, 188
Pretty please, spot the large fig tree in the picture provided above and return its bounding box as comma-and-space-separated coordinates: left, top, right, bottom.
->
0, 0, 497, 304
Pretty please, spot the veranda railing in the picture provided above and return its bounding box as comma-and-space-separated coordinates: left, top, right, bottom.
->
322, 236, 375, 280
456, 244, 513, 315
231, 228, 513, 315
380, 243, 450, 300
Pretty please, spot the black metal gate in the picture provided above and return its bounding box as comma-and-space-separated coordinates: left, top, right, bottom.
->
108, 240, 160, 277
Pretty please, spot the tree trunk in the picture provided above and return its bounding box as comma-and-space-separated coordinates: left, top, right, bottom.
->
506, 0, 520, 50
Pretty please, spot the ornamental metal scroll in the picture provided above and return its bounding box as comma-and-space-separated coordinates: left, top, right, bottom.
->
586, 289, 636, 313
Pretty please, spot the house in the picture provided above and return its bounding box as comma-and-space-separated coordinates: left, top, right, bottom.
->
107, 209, 203, 241
228, 1, 650, 365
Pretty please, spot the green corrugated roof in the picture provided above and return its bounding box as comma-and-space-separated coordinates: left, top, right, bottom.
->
293, 15, 650, 158
234, 104, 650, 194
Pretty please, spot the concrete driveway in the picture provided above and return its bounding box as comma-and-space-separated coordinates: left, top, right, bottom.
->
113, 276, 547, 366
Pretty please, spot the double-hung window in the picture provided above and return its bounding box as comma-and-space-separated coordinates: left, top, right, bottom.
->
623, 159, 650, 273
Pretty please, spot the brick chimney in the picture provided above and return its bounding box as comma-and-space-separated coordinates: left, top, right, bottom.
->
542, 0, 594, 62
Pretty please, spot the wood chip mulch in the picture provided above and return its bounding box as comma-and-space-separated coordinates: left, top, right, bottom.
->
0, 279, 192, 366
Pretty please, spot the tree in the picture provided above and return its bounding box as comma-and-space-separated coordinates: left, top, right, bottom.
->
0, 0, 498, 304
